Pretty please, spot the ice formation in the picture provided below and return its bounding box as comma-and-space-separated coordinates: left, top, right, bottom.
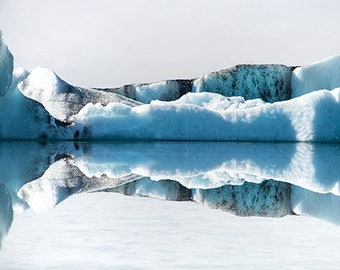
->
97, 79, 193, 103
0, 32, 13, 97
72, 89, 340, 141
19, 67, 141, 121
0, 68, 72, 140
1, 30, 340, 241
193, 64, 293, 102
291, 55, 340, 98
1, 32, 340, 141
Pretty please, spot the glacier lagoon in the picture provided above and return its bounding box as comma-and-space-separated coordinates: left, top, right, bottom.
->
2, 30, 340, 268
1, 141, 340, 269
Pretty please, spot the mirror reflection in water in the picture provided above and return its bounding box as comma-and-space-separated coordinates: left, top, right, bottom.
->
1, 141, 340, 267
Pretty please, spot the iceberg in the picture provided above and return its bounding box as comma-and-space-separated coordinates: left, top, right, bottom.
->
19, 67, 141, 121
72, 89, 340, 141
1, 31, 340, 141
0, 68, 72, 140
0, 32, 13, 97
193, 64, 293, 102
96, 79, 193, 104
291, 55, 340, 98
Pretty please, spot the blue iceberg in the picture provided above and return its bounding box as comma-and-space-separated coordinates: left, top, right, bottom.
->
1, 31, 340, 141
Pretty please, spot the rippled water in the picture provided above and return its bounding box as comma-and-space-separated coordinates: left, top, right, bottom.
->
1, 141, 340, 269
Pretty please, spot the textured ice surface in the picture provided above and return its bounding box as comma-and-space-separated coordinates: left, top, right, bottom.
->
111, 178, 292, 217
16, 158, 293, 218
46, 142, 340, 195
0, 69, 72, 140
0, 141, 337, 224
19, 67, 141, 121
72, 88, 340, 142
17, 158, 141, 213
193, 64, 292, 102
0, 31, 13, 97
291, 186, 340, 225
2, 33, 340, 141
0, 183, 13, 248
192, 180, 292, 217
111, 178, 192, 202
291, 55, 340, 98
96, 79, 193, 103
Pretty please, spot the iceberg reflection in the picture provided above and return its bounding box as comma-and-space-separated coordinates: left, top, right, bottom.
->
1, 141, 340, 247
0, 183, 13, 248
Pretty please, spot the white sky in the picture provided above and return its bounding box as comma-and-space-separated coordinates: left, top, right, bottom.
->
1, 0, 340, 87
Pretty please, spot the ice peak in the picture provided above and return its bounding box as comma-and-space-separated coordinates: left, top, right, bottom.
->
0, 31, 14, 97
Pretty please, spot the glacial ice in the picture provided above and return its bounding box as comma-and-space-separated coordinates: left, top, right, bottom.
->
72, 88, 340, 141
19, 67, 141, 121
291, 186, 340, 225
1, 32, 340, 141
0, 68, 72, 140
0, 32, 13, 97
291, 55, 340, 98
95, 79, 193, 103
193, 64, 292, 102
2, 30, 340, 233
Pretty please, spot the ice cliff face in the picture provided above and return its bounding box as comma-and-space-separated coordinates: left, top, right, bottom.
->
192, 180, 292, 217
193, 64, 293, 102
0, 69, 73, 140
97, 65, 292, 103
97, 79, 193, 104
0, 32, 13, 97
291, 55, 340, 98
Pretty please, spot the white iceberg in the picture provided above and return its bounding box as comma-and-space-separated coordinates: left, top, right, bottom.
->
291, 55, 340, 98
72, 88, 340, 142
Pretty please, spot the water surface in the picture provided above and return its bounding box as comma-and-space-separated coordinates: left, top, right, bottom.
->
1, 141, 340, 269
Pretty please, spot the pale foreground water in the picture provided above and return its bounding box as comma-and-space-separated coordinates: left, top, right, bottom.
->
1, 141, 340, 269
2, 192, 340, 270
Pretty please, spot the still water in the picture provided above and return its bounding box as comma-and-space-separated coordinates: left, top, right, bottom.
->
1, 141, 340, 269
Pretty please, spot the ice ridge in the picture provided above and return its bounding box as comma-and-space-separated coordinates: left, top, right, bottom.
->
2, 32, 340, 141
